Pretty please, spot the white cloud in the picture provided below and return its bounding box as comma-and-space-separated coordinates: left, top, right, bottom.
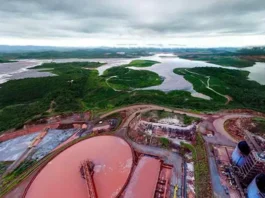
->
0, 0, 265, 47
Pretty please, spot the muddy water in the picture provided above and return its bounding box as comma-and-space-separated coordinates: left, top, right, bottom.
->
25, 136, 133, 198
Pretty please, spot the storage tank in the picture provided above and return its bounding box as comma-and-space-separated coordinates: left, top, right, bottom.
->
247, 173, 265, 198
232, 141, 250, 167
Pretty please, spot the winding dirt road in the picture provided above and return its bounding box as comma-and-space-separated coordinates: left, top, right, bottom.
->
100, 104, 207, 120
185, 69, 232, 104
212, 114, 252, 143
100, 104, 255, 146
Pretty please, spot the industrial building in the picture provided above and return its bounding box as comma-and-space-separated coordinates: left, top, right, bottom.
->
129, 113, 196, 141
237, 150, 265, 185
231, 141, 251, 167
231, 132, 265, 198
247, 174, 265, 198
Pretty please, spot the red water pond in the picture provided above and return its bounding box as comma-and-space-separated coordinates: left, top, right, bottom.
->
25, 136, 133, 198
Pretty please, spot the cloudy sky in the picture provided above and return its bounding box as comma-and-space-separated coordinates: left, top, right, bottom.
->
0, 0, 265, 47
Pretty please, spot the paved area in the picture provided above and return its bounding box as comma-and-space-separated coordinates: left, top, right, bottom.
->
205, 143, 229, 198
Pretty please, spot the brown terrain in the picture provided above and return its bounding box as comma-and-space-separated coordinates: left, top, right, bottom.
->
240, 55, 265, 62
224, 117, 265, 141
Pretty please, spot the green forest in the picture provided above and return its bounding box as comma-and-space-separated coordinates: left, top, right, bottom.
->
124, 60, 159, 67
103, 66, 163, 91
174, 67, 265, 110
179, 54, 255, 68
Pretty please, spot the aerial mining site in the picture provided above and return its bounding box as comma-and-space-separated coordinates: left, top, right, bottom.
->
0, 104, 265, 198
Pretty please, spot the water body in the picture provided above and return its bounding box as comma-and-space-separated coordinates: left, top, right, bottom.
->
127, 55, 218, 94
0, 58, 131, 84
0, 60, 54, 84
0, 55, 264, 100
97, 54, 219, 99
244, 62, 265, 85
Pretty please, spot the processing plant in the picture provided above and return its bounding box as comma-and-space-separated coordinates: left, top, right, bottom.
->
232, 133, 265, 198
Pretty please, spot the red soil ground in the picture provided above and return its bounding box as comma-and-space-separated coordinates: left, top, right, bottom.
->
0, 123, 59, 142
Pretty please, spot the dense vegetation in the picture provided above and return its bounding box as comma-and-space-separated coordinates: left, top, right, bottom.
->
193, 134, 212, 198
33, 61, 105, 69
159, 137, 170, 148
183, 114, 200, 125
0, 62, 104, 132
125, 60, 159, 67
0, 161, 12, 176
1, 61, 265, 133
237, 47, 265, 55
174, 67, 265, 111
0, 48, 151, 59
179, 54, 255, 67
103, 66, 163, 91
179, 47, 265, 68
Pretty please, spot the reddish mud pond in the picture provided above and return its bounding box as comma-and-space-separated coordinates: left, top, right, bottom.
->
25, 136, 133, 198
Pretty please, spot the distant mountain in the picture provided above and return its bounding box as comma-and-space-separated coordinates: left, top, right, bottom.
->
0, 45, 243, 59
0, 45, 79, 53
237, 47, 265, 55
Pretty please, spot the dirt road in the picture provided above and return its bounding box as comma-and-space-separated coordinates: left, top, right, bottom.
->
212, 114, 252, 143
100, 104, 207, 120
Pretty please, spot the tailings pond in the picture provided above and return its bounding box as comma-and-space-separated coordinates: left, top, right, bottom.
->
24, 136, 133, 198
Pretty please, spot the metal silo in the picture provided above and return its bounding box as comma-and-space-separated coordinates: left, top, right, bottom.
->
247, 173, 265, 198
232, 141, 250, 167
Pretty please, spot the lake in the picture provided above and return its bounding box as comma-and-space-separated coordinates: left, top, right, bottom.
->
0, 55, 264, 100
